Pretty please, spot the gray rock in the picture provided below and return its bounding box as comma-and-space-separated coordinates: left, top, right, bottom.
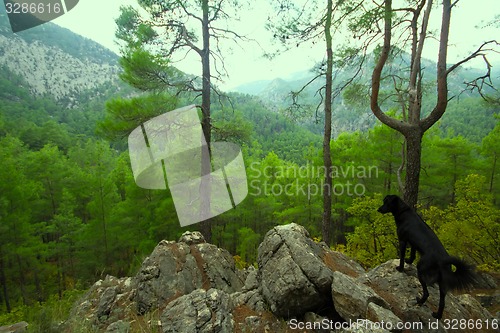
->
456, 294, 495, 321
244, 315, 260, 327
135, 239, 244, 315
243, 266, 259, 291
474, 290, 500, 308
359, 260, 494, 331
62, 275, 136, 332
331, 271, 389, 321
231, 265, 267, 312
61, 225, 496, 333
320, 245, 365, 278
97, 286, 119, 320
178, 231, 206, 245
366, 303, 403, 332
231, 289, 267, 312
0, 322, 28, 333
161, 288, 234, 333
105, 320, 130, 333
472, 271, 497, 290
257, 223, 338, 317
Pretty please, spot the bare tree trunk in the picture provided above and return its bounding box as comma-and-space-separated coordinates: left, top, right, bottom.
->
0, 248, 11, 313
322, 0, 333, 245
402, 128, 423, 207
99, 182, 109, 266
489, 155, 497, 200
16, 254, 27, 305
199, 0, 212, 243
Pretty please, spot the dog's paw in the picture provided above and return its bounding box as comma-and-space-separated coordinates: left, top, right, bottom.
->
432, 312, 442, 319
396, 266, 405, 272
405, 258, 414, 264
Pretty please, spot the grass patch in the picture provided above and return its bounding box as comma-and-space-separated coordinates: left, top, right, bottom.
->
0, 289, 85, 332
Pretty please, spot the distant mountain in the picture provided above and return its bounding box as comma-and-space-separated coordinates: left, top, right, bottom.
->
0, 3, 496, 145
233, 79, 273, 95
234, 52, 495, 101
232, 51, 499, 139
0, 7, 122, 108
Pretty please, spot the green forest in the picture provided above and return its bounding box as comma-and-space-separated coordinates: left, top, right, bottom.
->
0, 0, 499, 330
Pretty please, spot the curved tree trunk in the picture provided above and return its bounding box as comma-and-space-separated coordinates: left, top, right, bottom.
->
370, 0, 454, 208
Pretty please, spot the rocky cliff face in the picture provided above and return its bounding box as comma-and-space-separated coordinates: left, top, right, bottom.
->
0, 33, 120, 100
0, 11, 121, 106
62, 223, 498, 333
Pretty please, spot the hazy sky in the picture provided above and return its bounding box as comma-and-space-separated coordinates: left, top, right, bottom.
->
52, 0, 500, 91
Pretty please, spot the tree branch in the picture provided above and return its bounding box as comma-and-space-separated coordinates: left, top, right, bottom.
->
446, 40, 500, 75
370, 0, 409, 132
421, 0, 451, 132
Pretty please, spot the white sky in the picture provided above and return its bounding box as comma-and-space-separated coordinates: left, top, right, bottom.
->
52, 0, 500, 91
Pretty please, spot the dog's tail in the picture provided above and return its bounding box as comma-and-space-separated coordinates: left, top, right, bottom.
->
441, 256, 478, 291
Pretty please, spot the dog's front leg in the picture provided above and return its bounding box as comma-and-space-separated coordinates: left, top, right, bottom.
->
405, 245, 416, 265
397, 240, 407, 272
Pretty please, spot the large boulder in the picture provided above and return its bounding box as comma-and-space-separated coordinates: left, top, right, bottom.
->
358, 260, 496, 332
257, 223, 364, 317
135, 231, 245, 314
331, 271, 390, 321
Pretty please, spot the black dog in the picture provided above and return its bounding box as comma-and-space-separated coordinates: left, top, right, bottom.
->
378, 195, 477, 319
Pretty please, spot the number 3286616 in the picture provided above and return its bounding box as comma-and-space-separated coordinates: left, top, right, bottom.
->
5, 2, 62, 14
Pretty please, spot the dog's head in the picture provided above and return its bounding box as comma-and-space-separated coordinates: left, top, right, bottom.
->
378, 195, 405, 214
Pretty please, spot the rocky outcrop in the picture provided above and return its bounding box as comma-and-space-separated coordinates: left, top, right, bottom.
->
331, 271, 390, 321
0, 322, 28, 333
135, 231, 244, 315
257, 223, 364, 317
161, 288, 234, 333
63, 224, 498, 333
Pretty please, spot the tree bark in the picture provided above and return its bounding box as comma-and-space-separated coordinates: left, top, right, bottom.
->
199, 0, 212, 243
322, 0, 333, 245
402, 127, 423, 207
0, 247, 11, 312
370, 0, 453, 208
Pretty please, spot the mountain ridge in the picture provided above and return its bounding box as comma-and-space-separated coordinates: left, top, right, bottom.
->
0, 8, 121, 107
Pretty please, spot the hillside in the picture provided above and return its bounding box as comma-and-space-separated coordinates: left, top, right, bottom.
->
0, 7, 122, 108
233, 52, 499, 141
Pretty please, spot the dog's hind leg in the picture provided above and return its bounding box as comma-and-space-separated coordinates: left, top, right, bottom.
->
416, 263, 430, 305
416, 277, 430, 305
432, 283, 446, 319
